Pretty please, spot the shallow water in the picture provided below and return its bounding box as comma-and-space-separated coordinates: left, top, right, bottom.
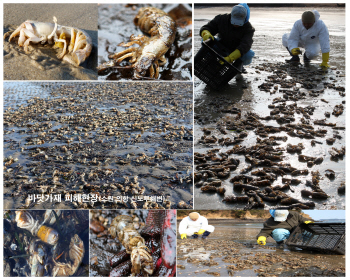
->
3, 82, 193, 210
193, 6, 345, 209
177, 220, 345, 277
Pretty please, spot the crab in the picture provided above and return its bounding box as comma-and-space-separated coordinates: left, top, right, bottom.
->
4, 16, 92, 66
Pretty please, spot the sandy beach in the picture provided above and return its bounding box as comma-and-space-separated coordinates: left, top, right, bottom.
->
3, 3, 98, 80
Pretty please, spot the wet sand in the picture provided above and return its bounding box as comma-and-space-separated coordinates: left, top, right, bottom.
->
177, 220, 345, 277
3, 4, 98, 80
194, 6, 345, 210
3, 82, 193, 210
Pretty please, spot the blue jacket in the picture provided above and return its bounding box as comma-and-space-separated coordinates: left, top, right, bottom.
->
258, 211, 309, 238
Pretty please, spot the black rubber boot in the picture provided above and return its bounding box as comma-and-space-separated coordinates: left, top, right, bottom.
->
202, 231, 211, 239
191, 234, 198, 239
303, 53, 310, 62
285, 47, 300, 63
287, 55, 300, 62
276, 240, 285, 248
233, 58, 244, 72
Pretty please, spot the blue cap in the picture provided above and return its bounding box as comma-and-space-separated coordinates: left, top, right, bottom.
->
231, 5, 247, 26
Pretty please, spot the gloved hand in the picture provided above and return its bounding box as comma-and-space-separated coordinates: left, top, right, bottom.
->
304, 221, 313, 224
201, 30, 214, 41
224, 49, 241, 64
320, 52, 330, 68
257, 236, 266, 245
181, 233, 187, 239
291, 48, 301, 55
197, 229, 206, 235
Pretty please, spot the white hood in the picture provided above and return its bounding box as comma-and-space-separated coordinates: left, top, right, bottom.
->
178, 214, 208, 234
287, 10, 330, 54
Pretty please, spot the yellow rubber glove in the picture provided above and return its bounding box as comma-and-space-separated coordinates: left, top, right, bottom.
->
224, 49, 241, 64
304, 221, 313, 224
291, 48, 301, 55
201, 30, 214, 41
181, 233, 187, 239
197, 229, 206, 235
320, 52, 330, 68
257, 236, 266, 245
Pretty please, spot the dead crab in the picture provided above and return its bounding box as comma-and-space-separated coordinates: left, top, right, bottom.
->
109, 215, 153, 276
4, 16, 92, 66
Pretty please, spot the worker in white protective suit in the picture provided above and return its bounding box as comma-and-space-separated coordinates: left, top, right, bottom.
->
179, 212, 215, 239
282, 10, 330, 68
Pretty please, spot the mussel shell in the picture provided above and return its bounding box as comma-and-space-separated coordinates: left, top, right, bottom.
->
15, 210, 32, 228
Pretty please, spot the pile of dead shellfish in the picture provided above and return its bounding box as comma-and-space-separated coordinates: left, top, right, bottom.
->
4, 82, 193, 210
195, 62, 345, 209
4, 210, 88, 277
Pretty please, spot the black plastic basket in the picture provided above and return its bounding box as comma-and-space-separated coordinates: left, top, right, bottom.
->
286, 222, 345, 255
194, 40, 242, 90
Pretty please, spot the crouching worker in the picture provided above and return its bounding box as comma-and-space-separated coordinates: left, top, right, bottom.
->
179, 212, 215, 240
200, 3, 255, 67
283, 10, 330, 68
257, 210, 313, 245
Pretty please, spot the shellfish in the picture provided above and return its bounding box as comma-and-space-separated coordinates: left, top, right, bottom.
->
52, 234, 85, 277
109, 215, 153, 276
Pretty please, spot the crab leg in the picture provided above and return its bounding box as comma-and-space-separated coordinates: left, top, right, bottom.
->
149, 62, 155, 78
119, 41, 142, 47
72, 31, 85, 52
115, 53, 135, 64
56, 38, 68, 59
68, 28, 76, 53
47, 16, 58, 43
21, 29, 43, 52
73, 38, 87, 53
6, 22, 28, 41
108, 47, 137, 59
130, 56, 137, 63
130, 34, 149, 43
119, 35, 147, 47
158, 55, 167, 66
154, 60, 160, 79
115, 65, 134, 69
97, 60, 117, 72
